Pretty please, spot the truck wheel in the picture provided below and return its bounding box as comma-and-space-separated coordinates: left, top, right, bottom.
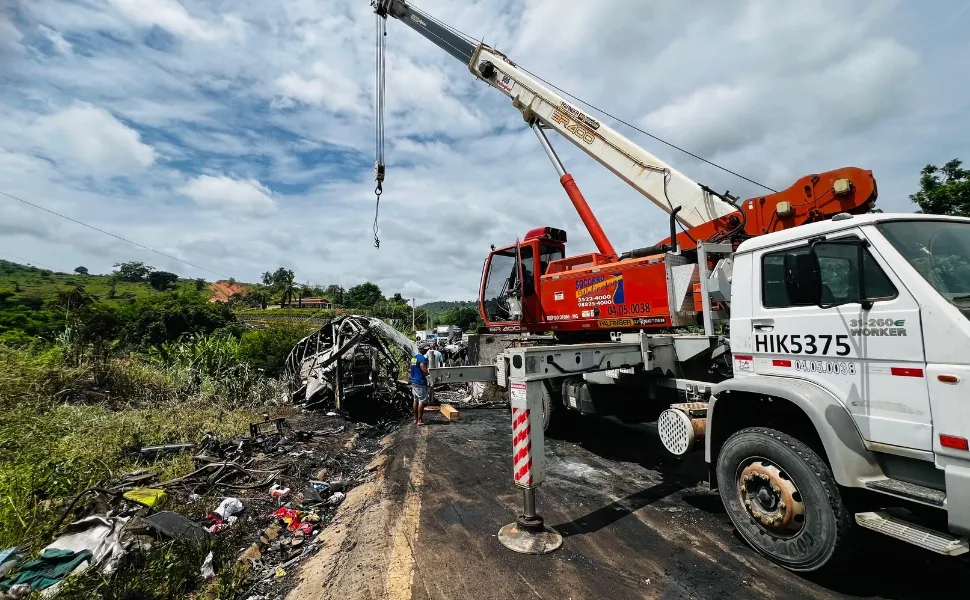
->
716, 427, 852, 572
540, 382, 573, 435
504, 381, 571, 436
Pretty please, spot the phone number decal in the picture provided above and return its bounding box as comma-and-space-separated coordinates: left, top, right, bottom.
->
794, 360, 857, 375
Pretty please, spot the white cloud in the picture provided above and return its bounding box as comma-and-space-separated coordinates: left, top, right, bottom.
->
179, 175, 276, 216
0, 0, 965, 304
106, 0, 240, 41
30, 103, 156, 177
274, 63, 364, 114
0, 11, 24, 61
0, 203, 53, 239
38, 24, 72, 54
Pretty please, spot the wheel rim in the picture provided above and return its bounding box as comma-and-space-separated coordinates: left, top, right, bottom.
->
736, 457, 805, 538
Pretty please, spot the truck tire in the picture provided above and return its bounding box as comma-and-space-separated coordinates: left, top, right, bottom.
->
716, 427, 852, 572
503, 380, 572, 436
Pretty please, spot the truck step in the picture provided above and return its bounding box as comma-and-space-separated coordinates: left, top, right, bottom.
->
855, 512, 968, 556
864, 478, 946, 507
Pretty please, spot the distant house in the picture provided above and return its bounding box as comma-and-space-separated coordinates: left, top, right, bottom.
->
286, 297, 332, 309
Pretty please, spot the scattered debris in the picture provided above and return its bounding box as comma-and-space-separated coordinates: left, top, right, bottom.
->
1, 398, 393, 599
139, 443, 194, 458
200, 551, 215, 580
0, 549, 91, 595
270, 485, 291, 500
0, 550, 21, 579
439, 404, 460, 421
143, 512, 210, 545
122, 488, 166, 508
250, 416, 288, 440
213, 497, 244, 520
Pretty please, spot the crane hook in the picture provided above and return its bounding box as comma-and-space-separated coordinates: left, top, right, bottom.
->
373, 163, 385, 249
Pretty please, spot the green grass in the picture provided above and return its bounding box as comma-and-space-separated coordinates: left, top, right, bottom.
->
0, 259, 204, 304
0, 345, 279, 553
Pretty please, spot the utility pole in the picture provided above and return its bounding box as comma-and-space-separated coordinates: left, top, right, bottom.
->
411, 297, 415, 333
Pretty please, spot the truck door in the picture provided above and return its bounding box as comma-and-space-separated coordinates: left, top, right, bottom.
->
751, 233, 932, 451
480, 245, 523, 331
518, 242, 540, 326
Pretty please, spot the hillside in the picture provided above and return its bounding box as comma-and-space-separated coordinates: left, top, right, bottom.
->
0, 259, 210, 343
419, 300, 476, 311
0, 260, 203, 302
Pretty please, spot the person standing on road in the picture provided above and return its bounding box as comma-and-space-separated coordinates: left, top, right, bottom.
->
411, 344, 431, 425
426, 342, 444, 404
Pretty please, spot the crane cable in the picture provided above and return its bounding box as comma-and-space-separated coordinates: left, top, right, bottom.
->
405, 0, 777, 194
374, 12, 388, 248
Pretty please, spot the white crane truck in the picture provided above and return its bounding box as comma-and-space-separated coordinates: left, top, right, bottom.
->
375, 0, 970, 572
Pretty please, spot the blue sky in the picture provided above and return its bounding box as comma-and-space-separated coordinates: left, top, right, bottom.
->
1, 0, 968, 302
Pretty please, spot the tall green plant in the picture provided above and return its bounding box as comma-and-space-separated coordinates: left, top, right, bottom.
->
148, 333, 242, 377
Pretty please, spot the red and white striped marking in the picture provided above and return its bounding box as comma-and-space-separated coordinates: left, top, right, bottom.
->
511, 405, 533, 487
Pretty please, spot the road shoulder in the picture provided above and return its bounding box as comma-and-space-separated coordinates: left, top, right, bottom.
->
286, 427, 421, 600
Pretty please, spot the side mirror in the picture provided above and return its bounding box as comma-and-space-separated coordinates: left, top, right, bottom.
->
783, 252, 819, 305
810, 240, 869, 309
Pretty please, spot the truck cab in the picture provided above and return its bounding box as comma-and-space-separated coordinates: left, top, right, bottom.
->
716, 212, 970, 568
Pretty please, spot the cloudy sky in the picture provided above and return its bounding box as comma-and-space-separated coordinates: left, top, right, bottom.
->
1, 0, 968, 302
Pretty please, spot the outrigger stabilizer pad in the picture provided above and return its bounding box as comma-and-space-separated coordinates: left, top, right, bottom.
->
498, 514, 563, 555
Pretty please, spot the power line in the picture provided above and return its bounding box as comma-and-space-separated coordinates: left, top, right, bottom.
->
406, 1, 777, 193
0, 189, 230, 278
0, 250, 56, 271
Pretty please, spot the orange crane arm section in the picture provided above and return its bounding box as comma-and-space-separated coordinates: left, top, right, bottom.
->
661, 167, 878, 250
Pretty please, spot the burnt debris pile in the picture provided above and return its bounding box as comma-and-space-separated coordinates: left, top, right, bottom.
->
283, 315, 415, 423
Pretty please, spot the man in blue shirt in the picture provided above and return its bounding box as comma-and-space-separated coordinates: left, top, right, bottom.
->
411, 344, 431, 425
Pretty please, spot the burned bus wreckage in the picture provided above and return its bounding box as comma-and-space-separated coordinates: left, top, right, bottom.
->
283, 315, 416, 417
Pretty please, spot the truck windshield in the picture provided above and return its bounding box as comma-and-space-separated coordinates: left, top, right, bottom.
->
878, 220, 970, 316
482, 249, 517, 322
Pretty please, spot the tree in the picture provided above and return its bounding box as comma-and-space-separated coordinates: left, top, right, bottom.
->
113, 261, 154, 282
345, 282, 384, 309
54, 285, 97, 314
270, 267, 296, 307
147, 271, 179, 291
194, 278, 207, 291
324, 284, 346, 306
390, 292, 408, 305
117, 292, 237, 348
911, 159, 970, 216
261, 271, 274, 286
372, 300, 410, 320
74, 266, 89, 275
246, 286, 271, 309
298, 285, 313, 308
439, 305, 483, 331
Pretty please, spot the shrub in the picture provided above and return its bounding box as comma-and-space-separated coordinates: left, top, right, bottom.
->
238, 323, 309, 377
114, 293, 237, 348
147, 333, 242, 378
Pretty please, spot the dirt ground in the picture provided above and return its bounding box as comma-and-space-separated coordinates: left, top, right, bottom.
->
286, 407, 970, 600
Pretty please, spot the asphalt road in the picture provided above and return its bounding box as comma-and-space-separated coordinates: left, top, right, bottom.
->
386, 407, 970, 600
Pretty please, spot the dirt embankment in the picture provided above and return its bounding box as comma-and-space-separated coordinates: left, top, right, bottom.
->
286, 428, 424, 600
208, 281, 250, 302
